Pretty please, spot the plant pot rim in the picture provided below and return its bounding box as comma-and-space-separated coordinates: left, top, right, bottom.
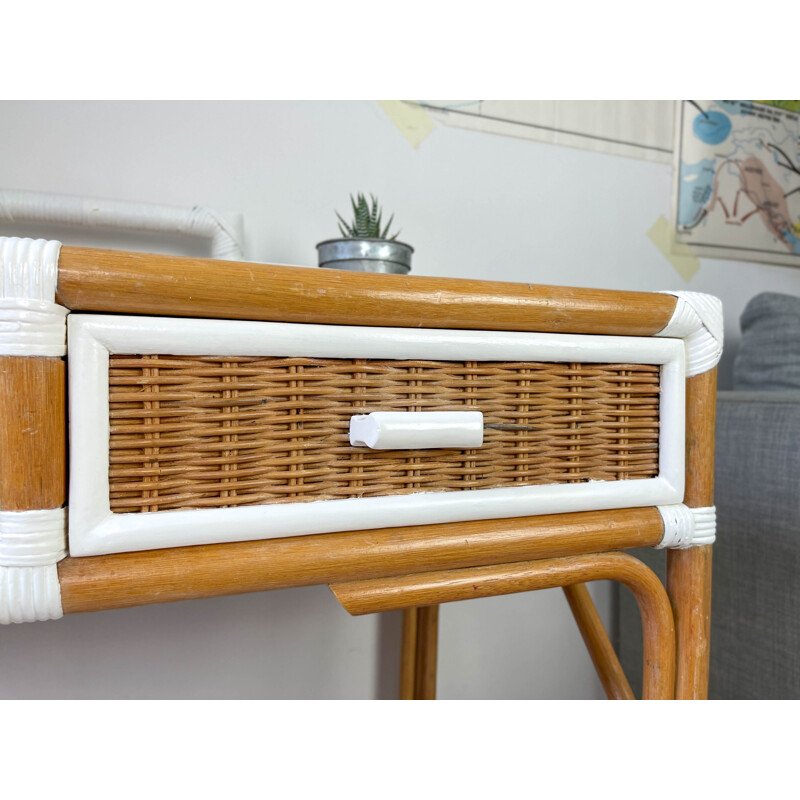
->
316, 237, 414, 253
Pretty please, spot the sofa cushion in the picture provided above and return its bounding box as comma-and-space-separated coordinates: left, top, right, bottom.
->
734, 292, 800, 391
617, 391, 800, 698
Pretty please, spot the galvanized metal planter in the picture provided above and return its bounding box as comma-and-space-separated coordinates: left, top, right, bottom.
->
316, 238, 413, 274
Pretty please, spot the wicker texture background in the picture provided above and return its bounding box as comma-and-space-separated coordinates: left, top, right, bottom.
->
108, 356, 661, 513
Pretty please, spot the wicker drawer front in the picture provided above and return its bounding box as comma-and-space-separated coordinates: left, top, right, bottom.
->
68, 315, 685, 556
108, 356, 660, 513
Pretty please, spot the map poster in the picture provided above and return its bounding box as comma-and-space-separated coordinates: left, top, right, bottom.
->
673, 100, 800, 268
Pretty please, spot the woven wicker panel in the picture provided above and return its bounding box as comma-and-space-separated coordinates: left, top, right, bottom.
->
108, 356, 660, 513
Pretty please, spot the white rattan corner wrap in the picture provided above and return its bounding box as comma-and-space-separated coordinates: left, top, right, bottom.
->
656, 504, 716, 549
655, 292, 723, 377
0, 236, 66, 356
0, 509, 66, 623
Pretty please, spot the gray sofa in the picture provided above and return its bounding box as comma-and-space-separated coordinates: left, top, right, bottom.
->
617, 292, 800, 699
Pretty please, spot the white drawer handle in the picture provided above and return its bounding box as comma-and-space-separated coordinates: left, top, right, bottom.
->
349, 411, 484, 450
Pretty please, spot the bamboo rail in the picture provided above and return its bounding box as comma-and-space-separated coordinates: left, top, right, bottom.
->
57, 507, 664, 614
563, 584, 635, 700
330, 552, 676, 699
55, 246, 677, 336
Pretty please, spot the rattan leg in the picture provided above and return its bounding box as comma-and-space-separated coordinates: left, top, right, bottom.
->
0, 356, 68, 625
399, 608, 419, 699
0, 357, 66, 511
563, 584, 634, 700
414, 606, 439, 700
399, 606, 439, 699
668, 368, 716, 699
668, 545, 713, 699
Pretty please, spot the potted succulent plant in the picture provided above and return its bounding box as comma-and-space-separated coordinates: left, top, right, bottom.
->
317, 193, 413, 274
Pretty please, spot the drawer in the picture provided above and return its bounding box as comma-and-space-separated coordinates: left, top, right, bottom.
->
67, 314, 685, 556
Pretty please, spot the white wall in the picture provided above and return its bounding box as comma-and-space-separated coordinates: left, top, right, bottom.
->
2, 101, 798, 699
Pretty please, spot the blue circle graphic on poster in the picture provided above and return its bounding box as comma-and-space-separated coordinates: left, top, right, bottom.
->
693, 111, 732, 145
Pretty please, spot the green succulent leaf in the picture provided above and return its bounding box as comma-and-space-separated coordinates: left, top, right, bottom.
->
335, 211, 357, 237
370, 195, 379, 230
334, 193, 401, 241
356, 194, 371, 237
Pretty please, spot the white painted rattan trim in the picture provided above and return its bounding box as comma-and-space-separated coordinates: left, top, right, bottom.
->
68, 314, 686, 557
0, 508, 66, 623
0, 565, 63, 624
0, 236, 67, 356
0, 508, 68, 567
655, 291, 723, 377
656, 504, 716, 549
0, 188, 243, 260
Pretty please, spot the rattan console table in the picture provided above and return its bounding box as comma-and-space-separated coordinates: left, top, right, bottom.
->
0, 237, 721, 699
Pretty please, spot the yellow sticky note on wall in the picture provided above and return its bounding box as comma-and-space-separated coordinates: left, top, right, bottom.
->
647, 215, 701, 282
378, 101, 435, 149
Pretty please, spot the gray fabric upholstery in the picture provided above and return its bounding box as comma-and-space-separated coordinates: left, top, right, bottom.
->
734, 292, 800, 391
617, 392, 800, 699
619, 292, 800, 697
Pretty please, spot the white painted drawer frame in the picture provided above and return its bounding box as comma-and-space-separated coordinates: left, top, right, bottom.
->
67, 315, 686, 557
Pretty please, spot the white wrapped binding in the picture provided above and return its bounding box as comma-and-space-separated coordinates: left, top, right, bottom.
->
0, 238, 68, 622
0, 508, 68, 567
687, 506, 716, 546
0, 188, 243, 260
0, 565, 63, 624
350, 411, 484, 450
656, 504, 716, 549
656, 291, 723, 377
0, 237, 66, 356
0, 508, 67, 623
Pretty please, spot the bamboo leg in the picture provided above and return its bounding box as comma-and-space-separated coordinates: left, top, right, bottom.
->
332, 552, 675, 700
414, 606, 439, 700
0, 357, 66, 511
563, 584, 634, 700
668, 368, 716, 699
667, 546, 713, 699
0, 356, 67, 625
399, 606, 439, 700
399, 608, 419, 700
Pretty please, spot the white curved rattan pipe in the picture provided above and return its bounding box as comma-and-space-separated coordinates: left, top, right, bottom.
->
0, 188, 243, 260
